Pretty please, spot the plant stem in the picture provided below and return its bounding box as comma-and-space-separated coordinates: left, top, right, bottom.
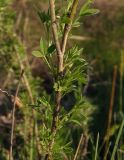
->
94, 133, 99, 160
61, 0, 79, 54
9, 70, 24, 160
103, 65, 117, 159
45, 1, 79, 159
73, 134, 84, 160
49, 0, 63, 133
111, 120, 124, 160
49, 0, 63, 72
16, 51, 42, 158
44, 1, 63, 159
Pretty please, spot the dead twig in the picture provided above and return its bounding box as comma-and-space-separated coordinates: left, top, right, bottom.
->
9, 70, 24, 160
80, 134, 88, 160
16, 51, 42, 158
73, 134, 84, 160
0, 88, 10, 97
103, 65, 117, 160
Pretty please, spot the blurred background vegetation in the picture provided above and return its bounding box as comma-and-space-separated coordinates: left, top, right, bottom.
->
0, 0, 124, 159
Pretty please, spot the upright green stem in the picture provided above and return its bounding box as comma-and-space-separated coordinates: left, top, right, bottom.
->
49, 0, 63, 73
94, 133, 99, 160
45, 0, 79, 159
45, 1, 63, 159
111, 120, 124, 160
61, 0, 79, 54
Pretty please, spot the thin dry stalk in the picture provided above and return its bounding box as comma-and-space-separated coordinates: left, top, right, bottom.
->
14, 1, 41, 152
16, 52, 42, 157
0, 89, 10, 98
80, 134, 88, 160
9, 70, 24, 160
103, 65, 118, 160
14, 0, 41, 158
16, 52, 34, 103
70, 35, 91, 41
73, 134, 84, 160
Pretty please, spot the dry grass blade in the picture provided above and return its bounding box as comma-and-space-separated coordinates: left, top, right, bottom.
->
73, 134, 84, 160
9, 70, 24, 160
103, 65, 117, 159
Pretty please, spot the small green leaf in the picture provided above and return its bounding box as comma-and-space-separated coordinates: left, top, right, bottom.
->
40, 38, 46, 55
32, 50, 43, 57
70, 119, 82, 126
73, 18, 81, 28
89, 8, 100, 15
79, 0, 99, 17
81, 8, 99, 16
37, 10, 50, 23
79, 0, 92, 15
61, 15, 70, 24
47, 44, 56, 54
54, 82, 58, 91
